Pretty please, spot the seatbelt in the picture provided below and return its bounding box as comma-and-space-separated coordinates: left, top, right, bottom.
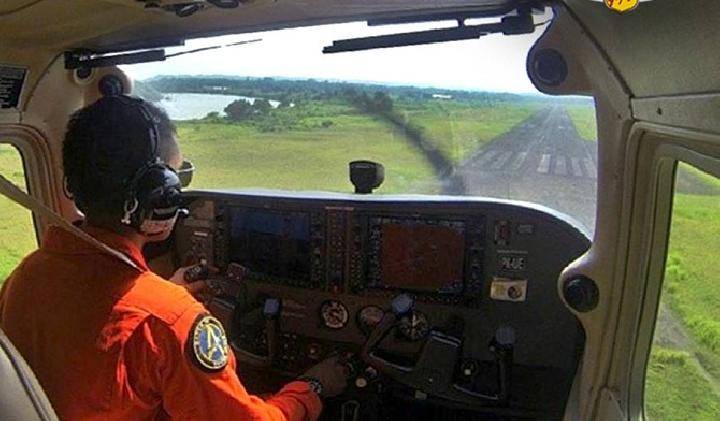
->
0, 172, 141, 271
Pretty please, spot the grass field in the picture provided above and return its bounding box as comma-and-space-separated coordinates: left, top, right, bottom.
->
394, 100, 542, 165
0, 144, 37, 280
565, 105, 597, 142
178, 107, 438, 194
646, 348, 720, 420
645, 164, 720, 419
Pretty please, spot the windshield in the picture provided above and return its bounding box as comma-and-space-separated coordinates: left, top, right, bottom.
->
123, 13, 597, 234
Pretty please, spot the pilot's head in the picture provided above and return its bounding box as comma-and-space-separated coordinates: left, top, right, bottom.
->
62, 96, 183, 242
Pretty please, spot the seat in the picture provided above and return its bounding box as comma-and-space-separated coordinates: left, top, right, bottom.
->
0, 328, 58, 421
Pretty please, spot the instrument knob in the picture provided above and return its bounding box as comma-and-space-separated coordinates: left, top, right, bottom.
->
391, 293, 414, 316
495, 326, 516, 347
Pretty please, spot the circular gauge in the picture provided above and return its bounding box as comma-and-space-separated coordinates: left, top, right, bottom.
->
320, 300, 349, 329
357, 305, 385, 333
398, 311, 429, 341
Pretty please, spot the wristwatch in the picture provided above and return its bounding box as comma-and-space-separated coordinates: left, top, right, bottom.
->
297, 375, 324, 397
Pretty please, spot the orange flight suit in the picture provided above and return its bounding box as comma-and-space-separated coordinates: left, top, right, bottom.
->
0, 225, 321, 420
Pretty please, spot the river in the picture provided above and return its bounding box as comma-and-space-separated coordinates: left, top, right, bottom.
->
157, 93, 280, 120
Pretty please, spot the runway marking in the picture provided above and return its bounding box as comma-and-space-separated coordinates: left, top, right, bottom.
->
555, 155, 568, 176
583, 158, 597, 179
510, 152, 527, 171
492, 151, 513, 170
537, 154, 551, 174
476, 150, 499, 168
570, 157, 583, 177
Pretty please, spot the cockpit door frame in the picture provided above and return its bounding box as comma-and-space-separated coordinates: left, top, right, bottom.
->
0, 125, 60, 244
605, 122, 720, 420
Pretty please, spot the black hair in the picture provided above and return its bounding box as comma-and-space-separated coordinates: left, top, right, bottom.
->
62, 96, 179, 223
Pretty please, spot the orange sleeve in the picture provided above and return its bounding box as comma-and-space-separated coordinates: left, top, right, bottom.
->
123, 310, 322, 421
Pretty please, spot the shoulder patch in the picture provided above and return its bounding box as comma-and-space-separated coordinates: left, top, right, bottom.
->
189, 314, 228, 372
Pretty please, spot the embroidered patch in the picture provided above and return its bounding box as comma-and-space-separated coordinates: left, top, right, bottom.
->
190, 315, 228, 372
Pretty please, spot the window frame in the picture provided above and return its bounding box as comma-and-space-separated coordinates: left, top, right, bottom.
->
0, 125, 60, 247
623, 127, 720, 419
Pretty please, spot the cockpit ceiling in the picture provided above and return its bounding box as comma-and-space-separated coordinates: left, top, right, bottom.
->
1, 0, 719, 99
0, 0, 533, 52
567, 0, 720, 98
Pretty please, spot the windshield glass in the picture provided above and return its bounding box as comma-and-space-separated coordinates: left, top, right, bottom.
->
123, 13, 597, 234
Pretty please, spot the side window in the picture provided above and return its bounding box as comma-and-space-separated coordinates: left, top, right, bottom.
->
0, 143, 37, 281
645, 163, 720, 419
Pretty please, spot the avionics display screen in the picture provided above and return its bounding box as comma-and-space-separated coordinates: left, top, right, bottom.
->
228, 208, 311, 281
367, 218, 466, 293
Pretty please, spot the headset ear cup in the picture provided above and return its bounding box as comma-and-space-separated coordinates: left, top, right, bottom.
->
129, 163, 183, 232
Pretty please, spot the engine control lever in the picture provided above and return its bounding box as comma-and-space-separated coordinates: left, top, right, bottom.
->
233, 298, 281, 368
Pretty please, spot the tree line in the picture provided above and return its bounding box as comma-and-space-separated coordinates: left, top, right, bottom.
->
142, 75, 557, 106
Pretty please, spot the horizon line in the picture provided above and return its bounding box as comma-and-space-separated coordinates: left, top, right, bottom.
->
137, 73, 555, 96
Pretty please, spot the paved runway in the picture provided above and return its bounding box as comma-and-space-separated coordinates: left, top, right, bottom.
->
444, 106, 598, 232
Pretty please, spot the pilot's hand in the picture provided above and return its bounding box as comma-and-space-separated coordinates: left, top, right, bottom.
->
301, 356, 349, 398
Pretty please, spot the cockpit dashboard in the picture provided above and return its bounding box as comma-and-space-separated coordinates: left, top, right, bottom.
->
172, 190, 589, 419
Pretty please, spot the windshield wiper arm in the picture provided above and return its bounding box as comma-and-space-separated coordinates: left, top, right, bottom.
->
323, 12, 535, 54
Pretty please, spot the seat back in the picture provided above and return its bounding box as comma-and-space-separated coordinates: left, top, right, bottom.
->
0, 328, 58, 421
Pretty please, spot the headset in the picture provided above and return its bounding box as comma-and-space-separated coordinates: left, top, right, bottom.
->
108, 95, 187, 238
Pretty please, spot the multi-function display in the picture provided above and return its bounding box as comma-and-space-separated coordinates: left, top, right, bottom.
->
366, 217, 467, 294
228, 208, 312, 282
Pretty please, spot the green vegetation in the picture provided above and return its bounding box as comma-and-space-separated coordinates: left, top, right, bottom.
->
395, 100, 542, 165
178, 105, 438, 194
0, 144, 37, 281
148, 75, 531, 105
221, 97, 353, 133
565, 105, 597, 142
646, 348, 720, 420
149, 76, 554, 168
645, 164, 720, 419
664, 193, 720, 355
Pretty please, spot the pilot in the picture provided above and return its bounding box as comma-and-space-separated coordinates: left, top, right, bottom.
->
0, 96, 347, 420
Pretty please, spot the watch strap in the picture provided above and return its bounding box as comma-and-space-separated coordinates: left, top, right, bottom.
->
297, 375, 324, 397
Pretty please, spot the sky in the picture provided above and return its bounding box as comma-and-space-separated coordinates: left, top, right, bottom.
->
122, 10, 552, 94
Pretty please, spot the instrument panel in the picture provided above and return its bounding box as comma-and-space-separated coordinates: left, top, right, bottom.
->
173, 190, 590, 419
